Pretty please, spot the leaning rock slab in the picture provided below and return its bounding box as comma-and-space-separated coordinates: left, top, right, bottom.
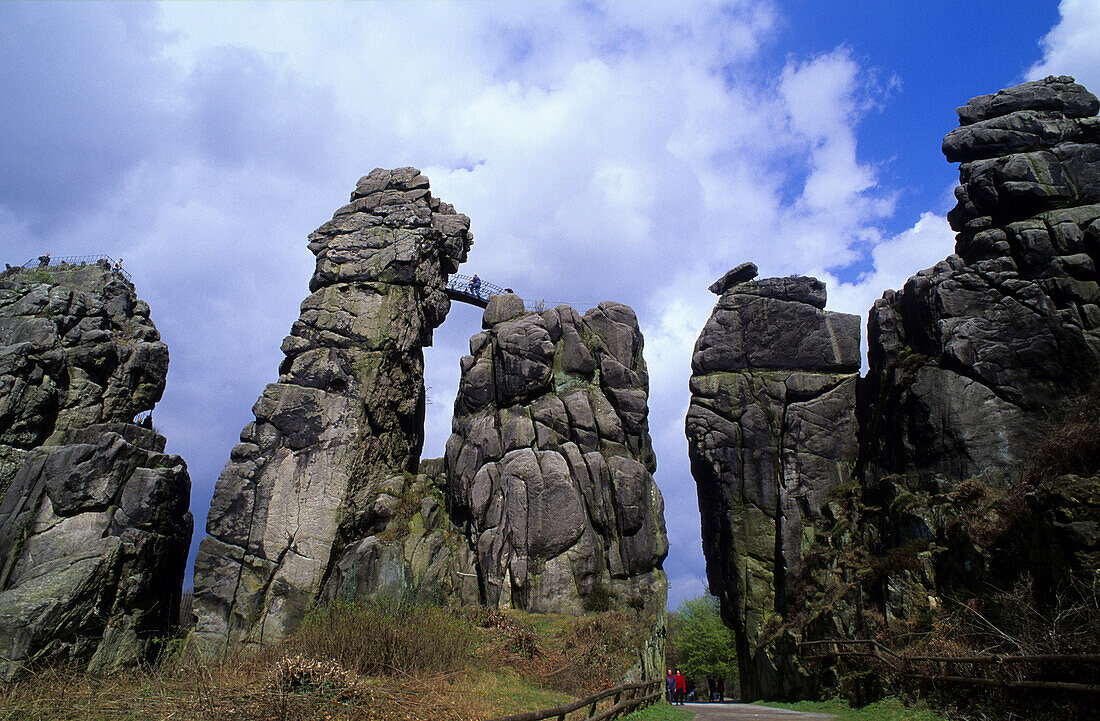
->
192, 169, 472, 649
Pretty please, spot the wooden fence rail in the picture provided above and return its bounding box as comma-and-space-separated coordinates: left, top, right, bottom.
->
485, 679, 663, 721
800, 639, 1100, 694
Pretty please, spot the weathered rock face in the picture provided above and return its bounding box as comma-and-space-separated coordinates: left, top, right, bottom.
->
192, 168, 473, 648
686, 263, 860, 699
690, 77, 1100, 704
0, 261, 191, 679
446, 295, 667, 617
867, 75, 1100, 484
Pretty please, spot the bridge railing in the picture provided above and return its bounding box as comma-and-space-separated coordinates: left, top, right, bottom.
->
446, 274, 546, 312
484, 679, 662, 721
21, 254, 131, 282
800, 639, 1100, 694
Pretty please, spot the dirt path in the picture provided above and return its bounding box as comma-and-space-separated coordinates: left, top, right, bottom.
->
679, 702, 836, 721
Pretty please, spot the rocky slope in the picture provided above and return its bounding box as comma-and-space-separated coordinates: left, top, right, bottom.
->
192, 168, 474, 649
446, 294, 667, 617
686, 263, 860, 699
0, 260, 191, 679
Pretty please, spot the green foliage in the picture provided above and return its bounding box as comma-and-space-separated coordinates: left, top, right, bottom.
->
622, 700, 694, 721
666, 593, 736, 682
31, 268, 54, 284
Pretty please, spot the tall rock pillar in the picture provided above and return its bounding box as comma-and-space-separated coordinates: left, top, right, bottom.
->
686, 264, 860, 699
192, 168, 472, 648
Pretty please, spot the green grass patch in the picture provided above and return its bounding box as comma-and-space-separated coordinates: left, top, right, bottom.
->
623, 700, 694, 721
755, 697, 950, 720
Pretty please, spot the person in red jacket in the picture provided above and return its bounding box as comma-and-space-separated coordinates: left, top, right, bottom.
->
673, 669, 687, 705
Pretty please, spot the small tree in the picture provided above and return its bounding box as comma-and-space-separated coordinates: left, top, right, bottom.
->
667, 593, 737, 688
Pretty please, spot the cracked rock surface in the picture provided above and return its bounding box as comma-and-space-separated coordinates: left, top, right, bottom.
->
192, 168, 472, 649
0, 262, 191, 680
868, 75, 1100, 484
686, 264, 860, 699
446, 295, 668, 617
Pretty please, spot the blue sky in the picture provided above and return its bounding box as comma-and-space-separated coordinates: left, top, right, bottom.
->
2, 1, 1097, 609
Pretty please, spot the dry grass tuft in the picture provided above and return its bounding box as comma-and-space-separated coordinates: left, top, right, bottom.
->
0, 603, 657, 721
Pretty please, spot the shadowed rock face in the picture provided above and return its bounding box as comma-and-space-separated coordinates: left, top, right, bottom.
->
192, 168, 472, 648
868, 75, 1100, 484
446, 295, 667, 616
686, 264, 860, 699
0, 262, 192, 680
691, 77, 1100, 702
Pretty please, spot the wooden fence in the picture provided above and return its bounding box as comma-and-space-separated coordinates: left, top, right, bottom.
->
485, 679, 663, 721
800, 639, 1100, 694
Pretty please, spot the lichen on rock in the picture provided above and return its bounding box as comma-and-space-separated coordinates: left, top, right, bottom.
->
446, 294, 668, 618
0, 261, 192, 680
192, 168, 474, 649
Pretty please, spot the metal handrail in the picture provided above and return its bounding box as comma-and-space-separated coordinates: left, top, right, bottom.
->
485, 679, 662, 721
446, 273, 546, 312
800, 639, 1100, 694
21, 254, 132, 282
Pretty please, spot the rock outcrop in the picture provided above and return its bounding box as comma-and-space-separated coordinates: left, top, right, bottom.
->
686, 263, 860, 698
867, 75, 1100, 483
690, 77, 1100, 704
0, 261, 191, 679
446, 294, 668, 616
192, 168, 473, 648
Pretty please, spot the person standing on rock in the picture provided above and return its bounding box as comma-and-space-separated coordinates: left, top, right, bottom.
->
38, 253, 49, 267
674, 669, 686, 705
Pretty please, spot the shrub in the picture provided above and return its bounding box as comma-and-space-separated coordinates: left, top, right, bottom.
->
288, 599, 477, 676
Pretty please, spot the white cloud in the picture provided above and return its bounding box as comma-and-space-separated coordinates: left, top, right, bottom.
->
1028, 0, 1100, 92
3, 1, 971, 600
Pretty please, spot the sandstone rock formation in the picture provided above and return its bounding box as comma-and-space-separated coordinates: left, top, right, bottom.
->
0, 261, 191, 679
690, 77, 1100, 703
686, 263, 860, 698
867, 75, 1100, 484
192, 168, 473, 649
446, 294, 668, 616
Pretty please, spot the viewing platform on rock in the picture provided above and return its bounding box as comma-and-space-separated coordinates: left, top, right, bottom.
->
446, 273, 546, 311
19, 254, 132, 282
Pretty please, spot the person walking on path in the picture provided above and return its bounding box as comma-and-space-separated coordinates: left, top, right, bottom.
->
717, 675, 725, 702
674, 669, 687, 705
665, 669, 675, 704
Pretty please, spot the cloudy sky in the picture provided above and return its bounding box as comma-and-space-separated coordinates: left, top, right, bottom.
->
3, 1, 1098, 608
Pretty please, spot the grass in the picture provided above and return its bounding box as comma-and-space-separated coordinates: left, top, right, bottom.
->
620, 700, 694, 721
756, 697, 950, 720
0, 603, 659, 721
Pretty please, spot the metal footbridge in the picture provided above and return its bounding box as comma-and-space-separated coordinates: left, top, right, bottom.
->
446, 273, 546, 312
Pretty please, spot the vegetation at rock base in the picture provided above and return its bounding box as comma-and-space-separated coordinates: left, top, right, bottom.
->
784, 383, 1100, 720
618, 701, 694, 721
0, 601, 658, 721
665, 593, 737, 689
